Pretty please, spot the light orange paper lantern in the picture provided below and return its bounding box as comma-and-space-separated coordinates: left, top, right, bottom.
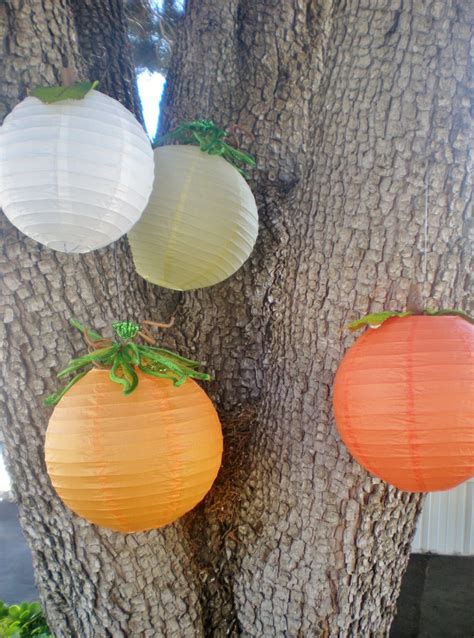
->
45, 369, 223, 532
333, 316, 474, 492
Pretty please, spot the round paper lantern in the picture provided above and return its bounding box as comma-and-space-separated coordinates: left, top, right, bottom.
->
128, 145, 258, 290
45, 369, 223, 532
0, 90, 154, 253
333, 316, 474, 492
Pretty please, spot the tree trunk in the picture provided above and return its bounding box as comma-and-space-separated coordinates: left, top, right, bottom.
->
1, 0, 471, 637
0, 2, 199, 636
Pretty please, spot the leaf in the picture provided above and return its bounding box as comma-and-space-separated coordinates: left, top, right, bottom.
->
155, 119, 256, 177
347, 311, 412, 332
29, 603, 41, 615
138, 348, 187, 378
121, 361, 139, 395
30, 81, 99, 104
146, 346, 202, 368
346, 307, 474, 333
56, 345, 119, 378
187, 370, 211, 382
109, 355, 132, 393
137, 363, 171, 380
7, 606, 21, 619
124, 342, 141, 366
112, 321, 141, 340
46, 320, 212, 403
0, 601, 51, 637
44, 371, 88, 406
70, 318, 104, 342
423, 308, 474, 324
138, 345, 211, 384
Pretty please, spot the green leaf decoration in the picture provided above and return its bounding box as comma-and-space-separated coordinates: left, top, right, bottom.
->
30, 80, 99, 104
155, 119, 256, 178
347, 307, 474, 332
423, 307, 474, 324
347, 311, 412, 332
44, 319, 211, 406
69, 317, 103, 342
113, 320, 141, 340
43, 371, 88, 407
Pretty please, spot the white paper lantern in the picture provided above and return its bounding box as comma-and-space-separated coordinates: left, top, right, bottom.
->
0, 90, 154, 253
128, 145, 258, 290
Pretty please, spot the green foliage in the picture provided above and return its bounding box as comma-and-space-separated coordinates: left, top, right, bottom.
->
347, 311, 412, 332
347, 308, 474, 332
44, 319, 210, 406
112, 321, 141, 340
157, 120, 256, 177
126, 0, 182, 74
30, 81, 99, 104
423, 307, 474, 324
0, 601, 52, 638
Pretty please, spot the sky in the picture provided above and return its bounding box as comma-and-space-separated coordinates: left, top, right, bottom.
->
137, 70, 166, 138
0, 447, 9, 492
0, 72, 166, 494
135, 0, 185, 138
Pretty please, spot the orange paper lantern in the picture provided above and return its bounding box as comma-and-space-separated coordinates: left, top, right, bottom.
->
45, 369, 223, 532
333, 316, 474, 492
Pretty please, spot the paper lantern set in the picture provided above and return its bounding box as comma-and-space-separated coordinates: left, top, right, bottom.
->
0, 87, 258, 289
5, 83, 472, 533
333, 314, 474, 492
44, 320, 223, 533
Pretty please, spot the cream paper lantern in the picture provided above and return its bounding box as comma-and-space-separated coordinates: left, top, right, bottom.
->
128, 145, 258, 290
0, 90, 154, 253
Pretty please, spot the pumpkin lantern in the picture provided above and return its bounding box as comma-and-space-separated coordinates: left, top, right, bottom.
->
44, 320, 223, 532
333, 314, 474, 492
128, 120, 258, 291
0, 84, 154, 253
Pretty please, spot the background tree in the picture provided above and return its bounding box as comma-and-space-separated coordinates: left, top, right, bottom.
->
0, 0, 471, 636
126, 0, 180, 76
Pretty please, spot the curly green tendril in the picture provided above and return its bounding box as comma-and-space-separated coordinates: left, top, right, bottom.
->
155, 119, 256, 177
44, 319, 210, 407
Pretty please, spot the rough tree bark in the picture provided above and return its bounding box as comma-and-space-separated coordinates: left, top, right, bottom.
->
0, 0, 471, 637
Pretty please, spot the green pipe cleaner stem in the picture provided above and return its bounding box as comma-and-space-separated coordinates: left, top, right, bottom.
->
155, 119, 256, 178
44, 319, 210, 406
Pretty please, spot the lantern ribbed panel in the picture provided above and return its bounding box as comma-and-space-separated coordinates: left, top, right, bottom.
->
0, 90, 154, 253
45, 370, 223, 532
333, 316, 474, 493
128, 145, 258, 290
